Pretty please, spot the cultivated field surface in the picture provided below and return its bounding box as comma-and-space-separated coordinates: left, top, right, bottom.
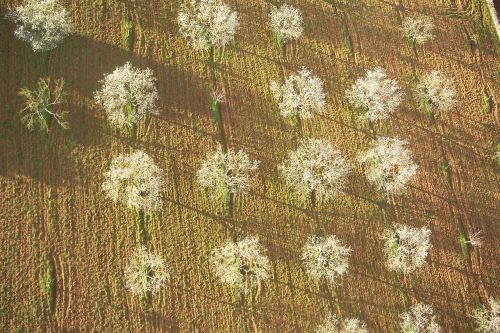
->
0, 0, 499, 332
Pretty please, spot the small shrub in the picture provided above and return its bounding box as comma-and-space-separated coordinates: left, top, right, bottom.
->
19, 77, 68, 133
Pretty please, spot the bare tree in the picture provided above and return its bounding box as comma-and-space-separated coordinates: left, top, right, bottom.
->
269, 4, 303, 47
384, 224, 431, 274
302, 235, 351, 286
315, 312, 368, 333
417, 71, 457, 115
210, 236, 270, 293
197, 145, 260, 202
124, 245, 169, 298
402, 16, 435, 47
271, 68, 326, 119
400, 303, 442, 333
466, 231, 483, 248
358, 137, 418, 196
472, 297, 500, 333
279, 138, 352, 204
18, 77, 68, 132
346, 68, 404, 122
94, 62, 159, 133
102, 151, 164, 212
6, 0, 72, 52
177, 0, 239, 51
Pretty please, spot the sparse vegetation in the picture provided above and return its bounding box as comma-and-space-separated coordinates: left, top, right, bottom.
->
402, 16, 435, 48
471, 297, 500, 333
302, 235, 351, 285
269, 4, 303, 49
384, 224, 431, 274
346, 68, 404, 123
102, 150, 165, 212
417, 71, 457, 116
271, 67, 326, 120
1, 0, 498, 331
210, 236, 270, 294
18, 77, 68, 133
315, 312, 368, 333
358, 137, 418, 196
197, 145, 260, 203
400, 303, 442, 333
6, 0, 72, 52
177, 0, 239, 51
279, 138, 352, 204
124, 245, 169, 298
94, 62, 159, 134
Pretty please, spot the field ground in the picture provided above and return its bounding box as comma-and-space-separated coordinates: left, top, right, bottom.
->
0, 0, 499, 332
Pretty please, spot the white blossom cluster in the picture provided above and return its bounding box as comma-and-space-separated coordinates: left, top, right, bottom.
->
279, 138, 352, 203
102, 151, 164, 212
417, 71, 457, 113
6, 0, 72, 52
124, 245, 169, 297
402, 16, 435, 46
346, 68, 404, 122
302, 235, 351, 285
269, 4, 304, 43
315, 313, 368, 333
400, 303, 442, 333
358, 137, 418, 196
210, 236, 270, 293
472, 298, 500, 333
384, 224, 431, 274
177, 0, 239, 50
94, 62, 159, 130
271, 68, 326, 119
197, 145, 260, 201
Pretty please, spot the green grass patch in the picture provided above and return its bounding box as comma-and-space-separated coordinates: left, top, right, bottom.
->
458, 230, 469, 259
438, 157, 451, 188
136, 209, 146, 243
39, 253, 56, 316
273, 31, 285, 53
341, 23, 354, 58
482, 90, 493, 114
122, 17, 134, 52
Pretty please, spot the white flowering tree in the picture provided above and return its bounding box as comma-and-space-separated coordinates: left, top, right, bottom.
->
400, 303, 442, 333
197, 145, 260, 203
210, 236, 270, 294
346, 68, 404, 123
18, 77, 68, 133
94, 62, 159, 135
102, 151, 164, 213
302, 235, 351, 286
315, 313, 368, 333
6, 0, 72, 52
417, 71, 457, 116
279, 138, 352, 204
384, 224, 431, 274
402, 16, 435, 47
269, 4, 303, 49
271, 68, 326, 120
177, 0, 239, 52
124, 245, 169, 298
358, 137, 418, 196
472, 298, 500, 333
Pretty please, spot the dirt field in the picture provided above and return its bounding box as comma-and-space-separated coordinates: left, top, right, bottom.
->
0, 0, 499, 332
